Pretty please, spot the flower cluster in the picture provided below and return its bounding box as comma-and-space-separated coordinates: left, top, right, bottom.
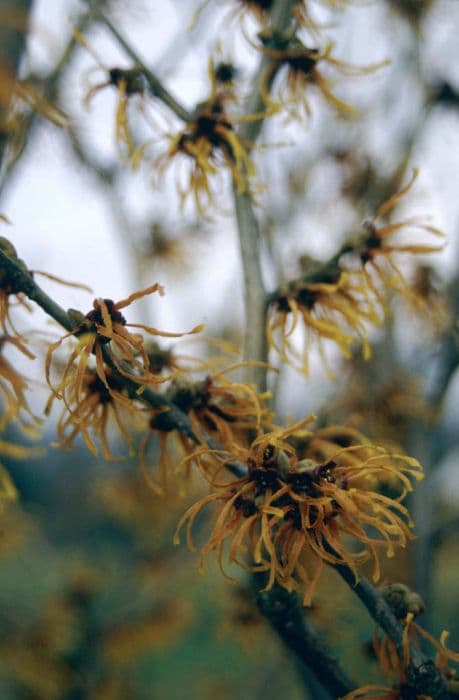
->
45, 285, 203, 460
267, 268, 379, 375
0, 3, 452, 697
267, 171, 444, 374
175, 418, 422, 605
140, 369, 271, 494
155, 72, 255, 213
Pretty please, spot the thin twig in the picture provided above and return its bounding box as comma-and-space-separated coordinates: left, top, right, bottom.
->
85, 0, 193, 123
233, 188, 268, 391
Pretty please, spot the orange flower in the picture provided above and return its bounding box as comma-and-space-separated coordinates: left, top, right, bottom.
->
139, 412, 197, 496
374, 614, 459, 687
167, 369, 270, 446
175, 419, 422, 605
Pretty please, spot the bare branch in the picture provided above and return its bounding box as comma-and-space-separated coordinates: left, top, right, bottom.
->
85, 0, 193, 123
233, 188, 268, 391
257, 583, 356, 699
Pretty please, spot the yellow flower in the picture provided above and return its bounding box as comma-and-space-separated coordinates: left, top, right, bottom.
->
0, 335, 38, 434
159, 113, 254, 213
73, 26, 147, 159
258, 37, 387, 120
267, 269, 380, 375
175, 419, 422, 605
46, 284, 203, 403
351, 170, 445, 304
374, 615, 459, 688
47, 367, 142, 462
86, 66, 147, 158
153, 64, 255, 213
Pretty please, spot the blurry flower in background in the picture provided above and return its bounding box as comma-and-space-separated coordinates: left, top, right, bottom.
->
331, 366, 434, 444
258, 37, 387, 121
349, 170, 445, 305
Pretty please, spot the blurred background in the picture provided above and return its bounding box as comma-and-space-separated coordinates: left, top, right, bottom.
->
0, 0, 459, 697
